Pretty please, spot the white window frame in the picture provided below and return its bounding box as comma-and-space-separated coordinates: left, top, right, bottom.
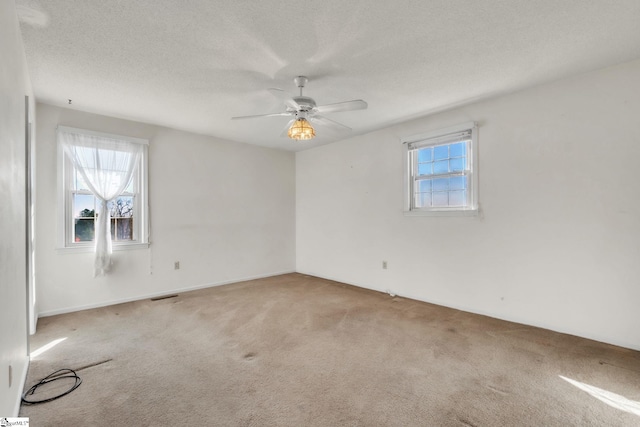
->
403, 121, 478, 216
57, 126, 150, 251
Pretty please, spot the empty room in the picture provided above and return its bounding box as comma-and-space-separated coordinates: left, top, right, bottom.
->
2, 0, 640, 425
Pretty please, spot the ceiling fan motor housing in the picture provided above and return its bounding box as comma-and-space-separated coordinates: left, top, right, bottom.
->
292, 96, 316, 112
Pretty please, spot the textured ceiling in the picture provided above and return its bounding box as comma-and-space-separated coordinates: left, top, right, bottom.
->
15, 0, 640, 151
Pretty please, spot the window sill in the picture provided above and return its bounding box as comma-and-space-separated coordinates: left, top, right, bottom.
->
56, 242, 149, 253
404, 208, 478, 217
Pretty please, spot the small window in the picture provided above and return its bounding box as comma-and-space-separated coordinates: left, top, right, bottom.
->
58, 126, 149, 249
403, 122, 478, 215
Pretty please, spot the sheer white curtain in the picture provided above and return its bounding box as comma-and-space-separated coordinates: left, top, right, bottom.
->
59, 128, 143, 276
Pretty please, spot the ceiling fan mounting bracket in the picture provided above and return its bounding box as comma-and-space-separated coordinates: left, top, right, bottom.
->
294, 76, 308, 89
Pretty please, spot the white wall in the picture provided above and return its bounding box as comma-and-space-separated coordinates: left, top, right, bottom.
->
0, 1, 33, 416
35, 104, 295, 315
296, 59, 640, 351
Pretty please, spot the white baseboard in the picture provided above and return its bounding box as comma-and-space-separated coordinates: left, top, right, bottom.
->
38, 270, 296, 318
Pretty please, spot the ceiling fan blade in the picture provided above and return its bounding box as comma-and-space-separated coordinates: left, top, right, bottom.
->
311, 115, 352, 132
285, 98, 301, 110
280, 119, 295, 137
267, 87, 291, 98
267, 88, 299, 111
315, 99, 367, 114
231, 112, 291, 120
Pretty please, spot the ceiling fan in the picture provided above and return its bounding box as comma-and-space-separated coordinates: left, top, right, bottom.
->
231, 76, 367, 141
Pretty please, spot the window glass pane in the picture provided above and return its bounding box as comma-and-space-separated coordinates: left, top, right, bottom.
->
434, 160, 449, 174
107, 175, 125, 195
109, 197, 134, 218
416, 192, 431, 208
433, 178, 449, 192
76, 146, 96, 168
432, 192, 448, 207
450, 176, 466, 190
449, 142, 466, 158
74, 218, 95, 242
418, 180, 432, 192
124, 178, 134, 194
74, 171, 91, 191
449, 190, 466, 206
82, 169, 130, 195
118, 218, 133, 240
111, 218, 134, 241
434, 145, 448, 160
417, 148, 432, 162
450, 157, 465, 172
73, 194, 95, 218
417, 163, 432, 176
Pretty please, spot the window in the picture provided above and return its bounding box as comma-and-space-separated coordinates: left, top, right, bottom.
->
58, 126, 149, 250
403, 122, 478, 215
70, 172, 137, 243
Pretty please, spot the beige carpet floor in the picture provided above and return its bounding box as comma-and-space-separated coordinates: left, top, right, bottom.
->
20, 273, 640, 426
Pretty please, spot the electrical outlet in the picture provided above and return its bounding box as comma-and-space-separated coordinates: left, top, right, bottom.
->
174, 261, 180, 270
382, 261, 388, 269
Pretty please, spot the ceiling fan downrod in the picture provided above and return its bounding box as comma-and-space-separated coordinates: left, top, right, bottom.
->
294, 76, 308, 97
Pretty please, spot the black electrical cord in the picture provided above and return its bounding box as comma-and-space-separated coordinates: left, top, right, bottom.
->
21, 368, 82, 404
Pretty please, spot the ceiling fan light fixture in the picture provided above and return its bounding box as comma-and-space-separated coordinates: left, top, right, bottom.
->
232, 75, 367, 142
288, 118, 315, 140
